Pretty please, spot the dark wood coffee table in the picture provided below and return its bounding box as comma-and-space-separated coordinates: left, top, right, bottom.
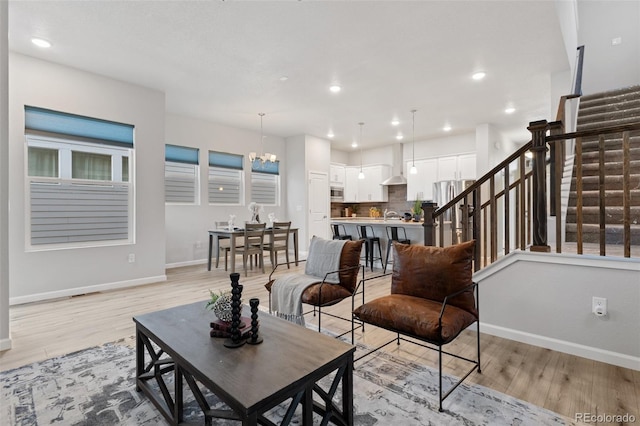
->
133, 301, 355, 425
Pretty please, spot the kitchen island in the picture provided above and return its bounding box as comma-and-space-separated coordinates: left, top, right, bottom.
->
331, 217, 424, 270
331, 217, 455, 270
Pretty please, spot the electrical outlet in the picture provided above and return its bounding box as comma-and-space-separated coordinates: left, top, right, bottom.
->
592, 297, 607, 316
612, 37, 622, 46
128, 253, 135, 263
195, 240, 202, 249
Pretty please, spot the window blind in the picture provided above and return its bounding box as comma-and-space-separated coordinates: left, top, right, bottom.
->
209, 151, 243, 170
30, 181, 129, 245
165, 144, 199, 165
209, 168, 242, 204
250, 159, 279, 175
25, 106, 134, 147
251, 172, 278, 205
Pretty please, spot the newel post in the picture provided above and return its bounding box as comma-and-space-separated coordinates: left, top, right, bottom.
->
528, 120, 551, 252
422, 201, 437, 246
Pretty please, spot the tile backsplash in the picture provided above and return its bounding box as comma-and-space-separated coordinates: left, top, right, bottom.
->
331, 185, 417, 217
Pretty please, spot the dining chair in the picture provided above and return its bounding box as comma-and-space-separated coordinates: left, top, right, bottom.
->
236, 222, 266, 276
214, 221, 245, 271
264, 221, 291, 269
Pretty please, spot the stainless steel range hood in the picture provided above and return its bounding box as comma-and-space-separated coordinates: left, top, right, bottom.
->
381, 143, 408, 185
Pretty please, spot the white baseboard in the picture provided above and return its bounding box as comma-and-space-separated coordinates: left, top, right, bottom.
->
9, 275, 167, 306
0, 337, 12, 351
480, 322, 640, 371
165, 259, 207, 269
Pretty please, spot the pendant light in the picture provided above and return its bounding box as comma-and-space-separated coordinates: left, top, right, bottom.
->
409, 109, 418, 175
358, 122, 365, 179
249, 113, 277, 165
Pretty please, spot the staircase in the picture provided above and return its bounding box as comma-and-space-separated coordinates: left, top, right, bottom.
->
565, 85, 640, 245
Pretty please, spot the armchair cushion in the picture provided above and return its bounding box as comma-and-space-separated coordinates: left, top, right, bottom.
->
391, 240, 476, 317
353, 294, 477, 344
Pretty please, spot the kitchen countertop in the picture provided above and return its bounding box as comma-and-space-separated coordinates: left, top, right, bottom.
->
330, 217, 424, 226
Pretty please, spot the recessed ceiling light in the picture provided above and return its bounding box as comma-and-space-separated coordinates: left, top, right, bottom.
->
505, 106, 516, 114
31, 38, 51, 48
395, 134, 404, 140
327, 131, 334, 138
472, 71, 486, 81
329, 85, 341, 93
351, 141, 358, 148
443, 125, 452, 132
279, 76, 289, 82
391, 119, 400, 126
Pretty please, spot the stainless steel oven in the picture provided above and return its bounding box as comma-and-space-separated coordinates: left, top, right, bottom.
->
330, 186, 344, 201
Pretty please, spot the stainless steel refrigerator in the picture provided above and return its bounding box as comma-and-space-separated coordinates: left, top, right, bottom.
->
433, 179, 475, 225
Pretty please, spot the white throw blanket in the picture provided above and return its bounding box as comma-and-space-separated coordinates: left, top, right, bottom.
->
271, 237, 347, 325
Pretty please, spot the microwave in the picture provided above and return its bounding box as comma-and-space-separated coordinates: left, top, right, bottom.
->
330, 186, 344, 201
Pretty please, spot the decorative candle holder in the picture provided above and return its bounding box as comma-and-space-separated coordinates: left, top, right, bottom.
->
224, 273, 246, 348
246, 298, 263, 345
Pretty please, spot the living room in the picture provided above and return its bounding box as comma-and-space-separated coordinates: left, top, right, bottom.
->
1, 1, 639, 425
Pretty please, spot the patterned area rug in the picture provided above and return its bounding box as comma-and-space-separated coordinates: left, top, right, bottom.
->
1, 343, 576, 425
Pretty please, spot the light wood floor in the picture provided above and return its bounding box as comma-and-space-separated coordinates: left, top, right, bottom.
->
1, 260, 638, 425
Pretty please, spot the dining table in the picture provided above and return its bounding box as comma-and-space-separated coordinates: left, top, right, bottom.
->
207, 226, 299, 273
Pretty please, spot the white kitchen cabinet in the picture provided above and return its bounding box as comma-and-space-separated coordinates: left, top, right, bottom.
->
457, 153, 476, 180
437, 156, 458, 181
359, 165, 390, 202
344, 164, 390, 202
406, 153, 476, 202
406, 158, 437, 201
344, 166, 360, 202
329, 163, 345, 187
438, 154, 476, 181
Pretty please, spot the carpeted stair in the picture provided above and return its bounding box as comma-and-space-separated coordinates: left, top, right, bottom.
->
566, 85, 640, 245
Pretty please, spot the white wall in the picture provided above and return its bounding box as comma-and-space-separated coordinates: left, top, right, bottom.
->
9, 54, 167, 303
403, 133, 476, 165
330, 149, 349, 164
164, 113, 287, 266
578, 0, 640, 94
0, 1, 10, 350
348, 144, 393, 167
554, 0, 579, 86
475, 251, 640, 370
285, 135, 308, 248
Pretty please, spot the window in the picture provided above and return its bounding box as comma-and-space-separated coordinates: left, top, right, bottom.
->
165, 144, 199, 204
250, 159, 279, 205
24, 106, 134, 248
208, 151, 243, 205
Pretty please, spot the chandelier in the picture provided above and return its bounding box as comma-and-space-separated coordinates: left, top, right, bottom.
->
249, 113, 277, 164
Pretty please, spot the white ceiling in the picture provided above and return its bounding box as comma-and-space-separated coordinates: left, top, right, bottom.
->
8, 0, 569, 151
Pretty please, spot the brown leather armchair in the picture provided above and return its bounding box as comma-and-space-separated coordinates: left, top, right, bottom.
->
353, 240, 480, 412
265, 239, 364, 338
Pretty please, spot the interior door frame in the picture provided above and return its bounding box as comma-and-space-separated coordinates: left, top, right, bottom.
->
308, 170, 330, 244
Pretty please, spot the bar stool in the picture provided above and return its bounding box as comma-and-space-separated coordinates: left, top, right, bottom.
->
331, 224, 352, 240
357, 225, 383, 271
384, 225, 411, 273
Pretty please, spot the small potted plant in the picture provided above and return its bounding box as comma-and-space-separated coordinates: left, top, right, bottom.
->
411, 198, 422, 222
206, 289, 235, 322
351, 204, 359, 218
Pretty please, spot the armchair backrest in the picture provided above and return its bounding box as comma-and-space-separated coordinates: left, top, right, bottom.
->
391, 240, 476, 316
337, 239, 364, 293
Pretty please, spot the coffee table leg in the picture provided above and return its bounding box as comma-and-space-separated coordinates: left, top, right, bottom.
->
342, 355, 354, 426
135, 329, 143, 392
175, 365, 184, 423
302, 385, 314, 425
